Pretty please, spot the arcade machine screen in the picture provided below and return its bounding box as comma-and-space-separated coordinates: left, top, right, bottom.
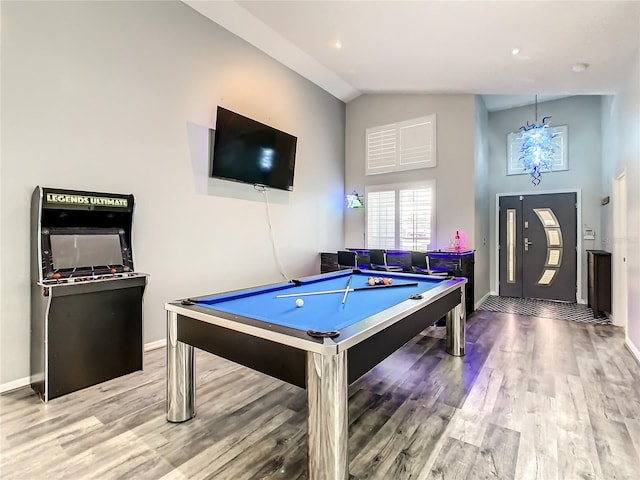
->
41, 227, 132, 280
50, 232, 123, 270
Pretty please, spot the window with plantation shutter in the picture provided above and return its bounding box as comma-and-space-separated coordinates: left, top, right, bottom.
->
366, 190, 396, 249
366, 128, 396, 173
399, 187, 433, 251
507, 125, 568, 175
366, 181, 436, 250
366, 114, 436, 175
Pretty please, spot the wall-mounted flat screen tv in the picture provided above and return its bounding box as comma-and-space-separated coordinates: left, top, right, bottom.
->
210, 106, 297, 191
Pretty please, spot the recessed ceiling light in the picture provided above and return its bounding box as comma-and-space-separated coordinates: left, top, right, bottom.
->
334, 40, 342, 50
572, 62, 589, 73
511, 47, 521, 56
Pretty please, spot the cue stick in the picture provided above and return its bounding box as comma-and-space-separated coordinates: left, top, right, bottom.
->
341, 275, 354, 305
275, 282, 419, 298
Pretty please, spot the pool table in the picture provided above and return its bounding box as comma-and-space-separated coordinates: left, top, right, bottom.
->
165, 269, 466, 480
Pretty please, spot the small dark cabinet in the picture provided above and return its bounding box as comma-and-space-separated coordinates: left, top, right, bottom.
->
587, 250, 611, 318
428, 251, 474, 315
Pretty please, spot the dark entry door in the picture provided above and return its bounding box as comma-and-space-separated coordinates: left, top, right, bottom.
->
499, 193, 577, 302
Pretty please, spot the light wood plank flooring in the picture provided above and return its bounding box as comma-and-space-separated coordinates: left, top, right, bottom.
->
2, 310, 639, 479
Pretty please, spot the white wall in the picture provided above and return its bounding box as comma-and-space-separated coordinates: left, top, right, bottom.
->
344, 94, 477, 251
600, 49, 640, 360
0, 1, 345, 387
487, 96, 604, 302
474, 96, 491, 305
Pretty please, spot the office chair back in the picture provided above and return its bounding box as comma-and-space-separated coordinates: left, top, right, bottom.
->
410, 251, 429, 273
337, 250, 358, 269
411, 251, 448, 276
369, 249, 386, 270
369, 249, 403, 271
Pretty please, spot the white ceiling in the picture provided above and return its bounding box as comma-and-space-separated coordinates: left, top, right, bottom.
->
184, 1, 640, 111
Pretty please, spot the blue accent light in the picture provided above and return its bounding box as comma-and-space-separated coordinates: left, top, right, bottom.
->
519, 96, 556, 186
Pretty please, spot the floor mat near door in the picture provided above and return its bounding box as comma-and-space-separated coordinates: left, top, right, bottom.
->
478, 295, 612, 325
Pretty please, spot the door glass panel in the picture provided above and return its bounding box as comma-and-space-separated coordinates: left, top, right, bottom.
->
534, 208, 559, 227
547, 249, 562, 266
537, 269, 557, 285
507, 209, 516, 283
546, 229, 562, 247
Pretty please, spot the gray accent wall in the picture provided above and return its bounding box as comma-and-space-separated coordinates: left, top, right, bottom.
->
487, 96, 604, 303
0, 1, 345, 388
345, 94, 477, 251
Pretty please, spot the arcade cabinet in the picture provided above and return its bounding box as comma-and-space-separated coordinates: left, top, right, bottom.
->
30, 186, 148, 401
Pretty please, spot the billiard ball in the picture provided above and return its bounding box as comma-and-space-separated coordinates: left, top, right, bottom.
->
296, 298, 304, 308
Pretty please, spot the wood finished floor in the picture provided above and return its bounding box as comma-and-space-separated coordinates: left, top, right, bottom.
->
2, 310, 640, 480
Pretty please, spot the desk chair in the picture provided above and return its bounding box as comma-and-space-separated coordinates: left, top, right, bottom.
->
337, 250, 358, 270
369, 249, 404, 272
410, 251, 449, 276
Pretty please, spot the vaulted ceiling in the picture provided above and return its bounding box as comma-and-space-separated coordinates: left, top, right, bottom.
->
184, 1, 639, 111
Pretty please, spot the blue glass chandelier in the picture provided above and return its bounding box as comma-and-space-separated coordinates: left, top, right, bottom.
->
519, 95, 556, 186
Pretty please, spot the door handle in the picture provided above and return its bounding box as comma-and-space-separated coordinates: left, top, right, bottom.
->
524, 238, 533, 251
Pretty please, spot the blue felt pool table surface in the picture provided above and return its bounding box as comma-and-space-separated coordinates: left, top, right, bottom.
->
193, 270, 449, 333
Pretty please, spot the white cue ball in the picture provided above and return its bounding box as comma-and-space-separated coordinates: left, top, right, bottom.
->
295, 298, 304, 308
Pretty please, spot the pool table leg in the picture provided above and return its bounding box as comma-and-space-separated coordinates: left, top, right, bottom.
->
446, 285, 466, 356
166, 311, 195, 422
306, 350, 348, 480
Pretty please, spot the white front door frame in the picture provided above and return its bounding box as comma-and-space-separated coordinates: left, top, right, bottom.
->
613, 170, 628, 328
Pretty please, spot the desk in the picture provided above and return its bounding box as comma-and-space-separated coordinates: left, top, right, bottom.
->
165, 269, 466, 480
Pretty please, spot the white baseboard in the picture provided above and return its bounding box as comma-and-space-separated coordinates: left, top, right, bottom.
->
1, 339, 167, 394
625, 336, 640, 366
0, 376, 30, 394
475, 292, 493, 310
144, 339, 166, 352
